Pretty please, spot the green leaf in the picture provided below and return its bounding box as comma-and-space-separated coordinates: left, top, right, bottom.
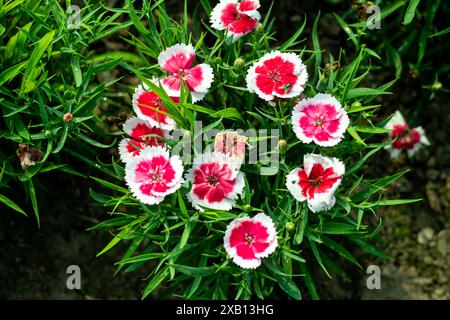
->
346, 126, 366, 146
279, 16, 307, 51
312, 11, 321, 85
263, 259, 302, 300
71, 55, 83, 87
21, 30, 55, 93
119, 253, 165, 265
308, 239, 331, 278
299, 263, 319, 300
91, 176, 129, 194
0, 61, 27, 86
172, 264, 216, 277
78, 134, 116, 148
142, 267, 169, 299
0, 194, 28, 216
96, 236, 122, 257
403, 0, 421, 25
333, 13, 358, 49
376, 198, 422, 206
341, 46, 364, 104
28, 179, 40, 227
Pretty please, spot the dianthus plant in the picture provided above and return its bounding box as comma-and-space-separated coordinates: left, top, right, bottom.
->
91, 0, 420, 299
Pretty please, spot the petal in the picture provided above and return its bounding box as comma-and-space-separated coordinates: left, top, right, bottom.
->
132, 82, 176, 130
210, 0, 237, 30
185, 63, 214, 93
384, 110, 407, 130
158, 43, 195, 73
286, 168, 308, 202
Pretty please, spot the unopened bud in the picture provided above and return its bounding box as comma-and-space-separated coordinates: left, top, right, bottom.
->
431, 81, 442, 91
285, 222, 295, 232
234, 57, 245, 70
351, 101, 362, 108
243, 204, 252, 212
63, 113, 73, 122
256, 23, 264, 33
278, 139, 288, 155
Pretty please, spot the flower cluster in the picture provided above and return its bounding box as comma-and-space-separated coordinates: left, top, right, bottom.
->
117, 2, 429, 271
384, 111, 430, 158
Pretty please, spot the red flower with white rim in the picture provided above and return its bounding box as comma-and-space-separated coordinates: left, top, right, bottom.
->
132, 81, 179, 130
210, 0, 261, 42
125, 146, 183, 205
214, 130, 248, 166
384, 111, 430, 158
246, 51, 308, 102
119, 117, 169, 163
186, 152, 244, 211
224, 212, 277, 269
158, 43, 214, 103
292, 93, 349, 147
286, 154, 345, 213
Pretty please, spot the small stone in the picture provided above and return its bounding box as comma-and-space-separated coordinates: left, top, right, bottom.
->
417, 227, 435, 245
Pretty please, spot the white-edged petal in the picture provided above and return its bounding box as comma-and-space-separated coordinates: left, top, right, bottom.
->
132, 81, 176, 130
286, 168, 307, 202
384, 110, 407, 130
158, 43, 195, 72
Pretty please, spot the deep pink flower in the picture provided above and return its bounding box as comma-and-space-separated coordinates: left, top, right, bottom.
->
158, 44, 213, 103
246, 51, 308, 102
125, 146, 183, 205
132, 82, 179, 130
384, 111, 430, 158
214, 130, 247, 165
119, 117, 169, 163
210, 0, 261, 41
286, 154, 345, 213
224, 213, 277, 269
186, 152, 244, 211
292, 93, 349, 147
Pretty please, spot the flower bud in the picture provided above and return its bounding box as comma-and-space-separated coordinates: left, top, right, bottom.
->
256, 23, 264, 33
243, 204, 252, 212
431, 81, 442, 91
234, 57, 245, 70
277, 139, 288, 155
285, 222, 295, 232
351, 101, 362, 108
63, 113, 73, 122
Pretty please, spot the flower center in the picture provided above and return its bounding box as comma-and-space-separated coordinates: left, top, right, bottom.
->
244, 233, 255, 244
151, 170, 162, 182
268, 70, 281, 82
233, 10, 241, 20
315, 117, 324, 127
206, 174, 220, 187
154, 97, 163, 109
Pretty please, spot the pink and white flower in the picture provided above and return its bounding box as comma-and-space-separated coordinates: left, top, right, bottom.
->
246, 51, 308, 102
125, 146, 183, 205
384, 111, 430, 158
214, 130, 248, 166
158, 44, 214, 103
292, 93, 349, 147
118, 117, 169, 163
286, 154, 345, 213
224, 212, 277, 269
186, 152, 244, 211
132, 81, 179, 130
210, 0, 261, 42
